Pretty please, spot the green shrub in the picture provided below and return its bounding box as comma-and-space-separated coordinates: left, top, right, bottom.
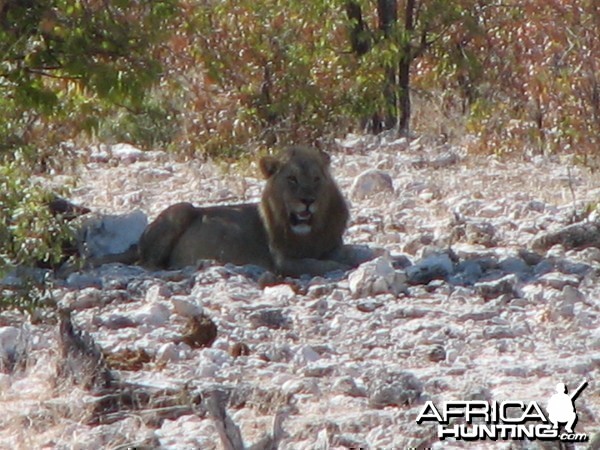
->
0, 161, 76, 271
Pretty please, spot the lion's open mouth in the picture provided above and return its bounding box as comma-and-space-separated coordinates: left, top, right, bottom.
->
290, 210, 313, 235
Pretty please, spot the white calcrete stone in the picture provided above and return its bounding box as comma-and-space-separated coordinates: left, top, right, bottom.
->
350, 169, 394, 200
406, 253, 454, 285
71, 287, 103, 310
367, 370, 423, 409
89, 144, 110, 162
429, 150, 459, 169
562, 285, 585, 304
590, 329, 600, 350
156, 342, 180, 363
475, 274, 518, 300
303, 361, 337, 377
538, 272, 580, 290
263, 284, 296, 303
171, 296, 202, 318
331, 376, 366, 397
80, 210, 147, 259
282, 378, 320, 396
157, 414, 214, 449
130, 302, 171, 327
0, 373, 10, 391
349, 257, 407, 298
201, 348, 233, 367
196, 349, 232, 378
195, 362, 219, 379
110, 143, 146, 163
146, 284, 171, 303
293, 345, 321, 366
0, 326, 20, 359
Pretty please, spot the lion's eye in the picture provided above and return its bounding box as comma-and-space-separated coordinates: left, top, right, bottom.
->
287, 175, 298, 185
314, 175, 321, 183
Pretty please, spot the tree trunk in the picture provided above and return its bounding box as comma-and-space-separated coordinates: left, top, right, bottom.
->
377, 0, 398, 132
345, 1, 371, 57
397, 0, 415, 136
346, 0, 417, 136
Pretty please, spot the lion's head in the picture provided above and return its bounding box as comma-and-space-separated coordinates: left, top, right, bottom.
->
259, 146, 349, 261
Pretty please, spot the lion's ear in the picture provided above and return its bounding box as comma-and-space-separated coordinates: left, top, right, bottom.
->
319, 150, 331, 166
259, 156, 281, 178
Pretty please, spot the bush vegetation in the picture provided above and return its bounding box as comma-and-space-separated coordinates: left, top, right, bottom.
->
0, 0, 177, 278
1, 0, 598, 278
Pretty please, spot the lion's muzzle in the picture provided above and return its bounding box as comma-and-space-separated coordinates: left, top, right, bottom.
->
290, 201, 315, 235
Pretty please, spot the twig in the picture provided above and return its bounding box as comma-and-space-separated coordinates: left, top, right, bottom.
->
248, 407, 291, 450
566, 166, 579, 223
204, 390, 245, 450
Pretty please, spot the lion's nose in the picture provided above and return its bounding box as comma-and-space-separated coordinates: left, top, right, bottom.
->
300, 198, 314, 209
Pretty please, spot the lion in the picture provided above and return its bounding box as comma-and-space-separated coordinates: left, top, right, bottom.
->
138, 146, 363, 277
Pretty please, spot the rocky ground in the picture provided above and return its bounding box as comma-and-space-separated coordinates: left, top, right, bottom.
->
0, 135, 599, 449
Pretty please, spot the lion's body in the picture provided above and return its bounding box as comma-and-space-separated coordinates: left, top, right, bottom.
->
139, 146, 354, 276
159, 203, 271, 269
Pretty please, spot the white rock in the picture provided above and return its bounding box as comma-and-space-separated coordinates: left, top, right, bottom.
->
475, 274, 518, 300
146, 284, 171, 303
0, 326, 20, 359
157, 415, 214, 449
211, 338, 229, 351
303, 361, 337, 377
110, 143, 146, 163
171, 296, 202, 318
576, 310, 597, 329
336, 133, 366, 148
71, 287, 103, 310
406, 253, 454, 285
195, 362, 219, 378
201, 348, 233, 367
557, 301, 575, 318
562, 285, 584, 304
590, 329, 600, 350
130, 302, 170, 327
140, 167, 173, 181
538, 272, 580, 289
0, 373, 11, 390
429, 150, 459, 169
579, 247, 600, 263
350, 169, 394, 200
331, 376, 365, 397
293, 345, 321, 365
367, 370, 423, 409
446, 349, 459, 364
282, 378, 320, 395
465, 221, 497, 246
121, 190, 143, 207
386, 136, 409, 149
349, 257, 407, 298
263, 284, 296, 303
546, 245, 566, 259
156, 343, 180, 363
330, 289, 346, 301
520, 284, 543, 303
89, 144, 110, 163
79, 210, 147, 259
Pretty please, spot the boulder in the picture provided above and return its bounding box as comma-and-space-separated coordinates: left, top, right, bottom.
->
350, 169, 394, 200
